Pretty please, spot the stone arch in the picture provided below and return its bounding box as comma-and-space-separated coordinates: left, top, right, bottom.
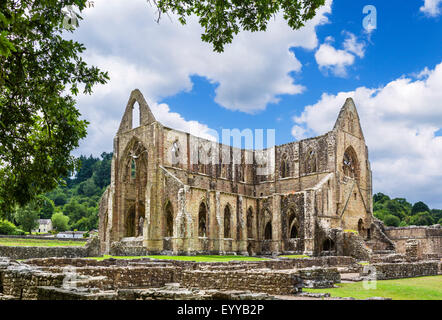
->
343, 146, 359, 179
224, 204, 232, 238
165, 201, 174, 237
198, 202, 207, 237
262, 208, 272, 240
287, 208, 300, 239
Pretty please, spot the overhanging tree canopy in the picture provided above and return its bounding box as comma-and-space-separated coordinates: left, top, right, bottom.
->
149, 0, 326, 52
0, 0, 109, 216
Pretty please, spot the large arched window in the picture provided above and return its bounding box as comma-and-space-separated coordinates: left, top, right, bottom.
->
305, 149, 317, 174
224, 205, 231, 238
198, 202, 207, 237
264, 222, 272, 240
280, 153, 289, 178
165, 202, 174, 237
343, 147, 359, 179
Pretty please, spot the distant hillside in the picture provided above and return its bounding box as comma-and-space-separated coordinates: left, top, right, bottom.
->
373, 193, 442, 227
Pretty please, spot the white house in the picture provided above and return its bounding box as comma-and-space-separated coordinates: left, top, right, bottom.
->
33, 219, 53, 234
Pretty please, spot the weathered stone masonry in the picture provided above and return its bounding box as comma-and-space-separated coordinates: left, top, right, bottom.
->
98, 89, 393, 256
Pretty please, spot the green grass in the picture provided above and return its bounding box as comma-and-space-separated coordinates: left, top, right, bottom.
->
279, 255, 310, 259
88, 255, 270, 262
304, 275, 442, 300
0, 238, 86, 247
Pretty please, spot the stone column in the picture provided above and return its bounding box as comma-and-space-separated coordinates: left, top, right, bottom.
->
303, 190, 317, 256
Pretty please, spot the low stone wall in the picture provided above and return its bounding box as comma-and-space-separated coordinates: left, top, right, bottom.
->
180, 267, 340, 295
0, 237, 100, 260
1, 265, 65, 299
385, 225, 442, 257
180, 269, 302, 295
362, 261, 439, 280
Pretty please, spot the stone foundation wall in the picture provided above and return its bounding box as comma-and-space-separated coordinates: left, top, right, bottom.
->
385, 225, 442, 257
180, 269, 302, 295
0, 237, 100, 260
362, 261, 439, 280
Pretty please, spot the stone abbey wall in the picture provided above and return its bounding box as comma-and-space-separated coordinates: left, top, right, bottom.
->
99, 89, 382, 257
385, 225, 442, 257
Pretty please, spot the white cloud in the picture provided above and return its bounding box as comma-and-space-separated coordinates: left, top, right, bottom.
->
420, 0, 442, 16
69, 0, 333, 155
315, 43, 355, 77
292, 62, 442, 207
314, 32, 366, 77
343, 32, 366, 58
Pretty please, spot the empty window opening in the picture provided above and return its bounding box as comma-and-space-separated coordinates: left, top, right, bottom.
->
224, 206, 231, 238
323, 238, 335, 251
132, 102, 141, 128
165, 202, 174, 237
198, 202, 207, 237
264, 222, 272, 240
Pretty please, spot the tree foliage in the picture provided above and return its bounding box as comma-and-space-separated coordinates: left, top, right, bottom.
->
150, 0, 326, 52
373, 193, 439, 227
0, 0, 109, 215
51, 211, 69, 232
14, 202, 40, 233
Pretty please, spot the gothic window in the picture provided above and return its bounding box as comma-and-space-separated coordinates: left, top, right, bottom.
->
224, 206, 231, 238
280, 153, 289, 178
198, 202, 207, 237
171, 140, 180, 165
288, 209, 299, 239
305, 149, 317, 174
131, 158, 136, 179
132, 102, 140, 128
343, 147, 358, 179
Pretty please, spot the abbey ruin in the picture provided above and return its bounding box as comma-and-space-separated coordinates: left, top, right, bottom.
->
98, 89, 402, 257
0, 89, 440, 301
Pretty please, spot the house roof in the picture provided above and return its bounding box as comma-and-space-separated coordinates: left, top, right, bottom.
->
38, 219, 52, 225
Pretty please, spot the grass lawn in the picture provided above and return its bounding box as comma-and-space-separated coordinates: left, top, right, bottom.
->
0, 238, 87, 247
88, 255, 270, 262
304, 275, 442, 300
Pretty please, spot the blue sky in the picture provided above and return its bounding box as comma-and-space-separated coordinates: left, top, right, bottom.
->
70, 0, 442, 208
